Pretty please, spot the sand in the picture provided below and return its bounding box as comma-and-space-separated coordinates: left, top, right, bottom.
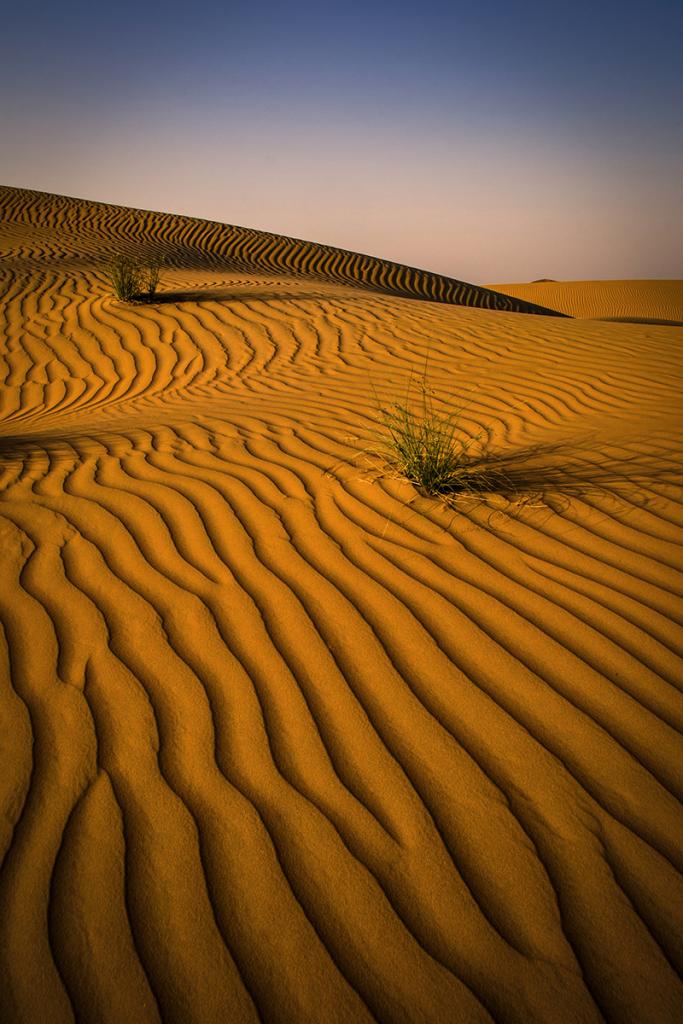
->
490, 279, 683, 324
1, 186, 682, 1024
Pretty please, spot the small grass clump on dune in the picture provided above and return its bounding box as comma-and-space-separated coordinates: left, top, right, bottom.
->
371, 376, 496, 499
369, 374, 647, 511
109, 254, 141, 301
145, 257, 163, 299
108, 254, 164, 302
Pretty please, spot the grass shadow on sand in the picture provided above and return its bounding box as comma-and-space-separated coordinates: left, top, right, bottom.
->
120, 278, 555, 309
2, 428, 681, 521
352, 371, 683, 514
127, 285, 369, 306
123, 276, 455, 307
354, 436, 683, 514
453, 441, 681, 496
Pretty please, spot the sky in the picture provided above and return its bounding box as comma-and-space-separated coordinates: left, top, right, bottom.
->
1, 0, 682, 283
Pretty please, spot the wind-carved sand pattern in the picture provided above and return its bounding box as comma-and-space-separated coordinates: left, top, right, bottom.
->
1, 187, 682, 1024
491, 279, 683, 325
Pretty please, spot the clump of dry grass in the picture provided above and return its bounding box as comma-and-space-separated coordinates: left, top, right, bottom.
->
370, 375, 506, 499
145, 257, 163, 299
360, 365, 677, 518
108, 254, 164, 302
109, 254, 141, 301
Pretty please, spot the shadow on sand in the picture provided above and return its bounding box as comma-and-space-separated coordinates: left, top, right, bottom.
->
1, 431, 681, 511
132, 287, 353, 305
119, 279, 397, 307
594, 316, 683, 327
359, 437, 683, 507
125, 278, 561, 310
0, 428, 159, 466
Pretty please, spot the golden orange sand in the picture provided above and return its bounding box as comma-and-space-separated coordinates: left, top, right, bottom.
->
490, 279, 683, 323
1, 187, 682, 1024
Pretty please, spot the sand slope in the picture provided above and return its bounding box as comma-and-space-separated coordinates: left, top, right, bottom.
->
1, 187, 682, 1024
490, 279, 683, 323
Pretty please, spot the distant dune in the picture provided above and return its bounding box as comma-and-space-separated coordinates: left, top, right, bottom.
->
1, 186, 682, 1024
491, 278, 683, 323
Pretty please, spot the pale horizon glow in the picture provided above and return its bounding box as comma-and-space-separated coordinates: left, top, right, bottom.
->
1, 0, 681, 283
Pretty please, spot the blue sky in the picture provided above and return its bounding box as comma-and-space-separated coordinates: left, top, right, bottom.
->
2, 0, 681, 281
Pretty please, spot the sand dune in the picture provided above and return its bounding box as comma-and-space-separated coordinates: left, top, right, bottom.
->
490, 279, 683, 324
1, 186, 682, 1024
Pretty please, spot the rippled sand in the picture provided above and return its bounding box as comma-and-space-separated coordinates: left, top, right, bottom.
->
1, 187, 682, 1023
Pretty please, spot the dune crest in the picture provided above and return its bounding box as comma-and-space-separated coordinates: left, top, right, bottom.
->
1, 186, 568, 316
1, 187, 682, 1023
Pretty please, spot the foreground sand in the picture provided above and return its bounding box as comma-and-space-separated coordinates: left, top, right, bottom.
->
1, 188, 682, 1024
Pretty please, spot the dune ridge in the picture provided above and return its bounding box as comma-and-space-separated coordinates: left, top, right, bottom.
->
1, 187, 567, 316
1, 186, 682, 1023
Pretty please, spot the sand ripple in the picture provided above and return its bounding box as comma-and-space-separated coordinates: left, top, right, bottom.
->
1, 188, 682, 1023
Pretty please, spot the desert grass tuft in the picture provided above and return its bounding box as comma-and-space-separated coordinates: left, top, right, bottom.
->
108, 254, 165, 302
356, 366, 683, 518
368, 374, 505, 499
109, 254, 142, 301
144, 257, 164, 299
